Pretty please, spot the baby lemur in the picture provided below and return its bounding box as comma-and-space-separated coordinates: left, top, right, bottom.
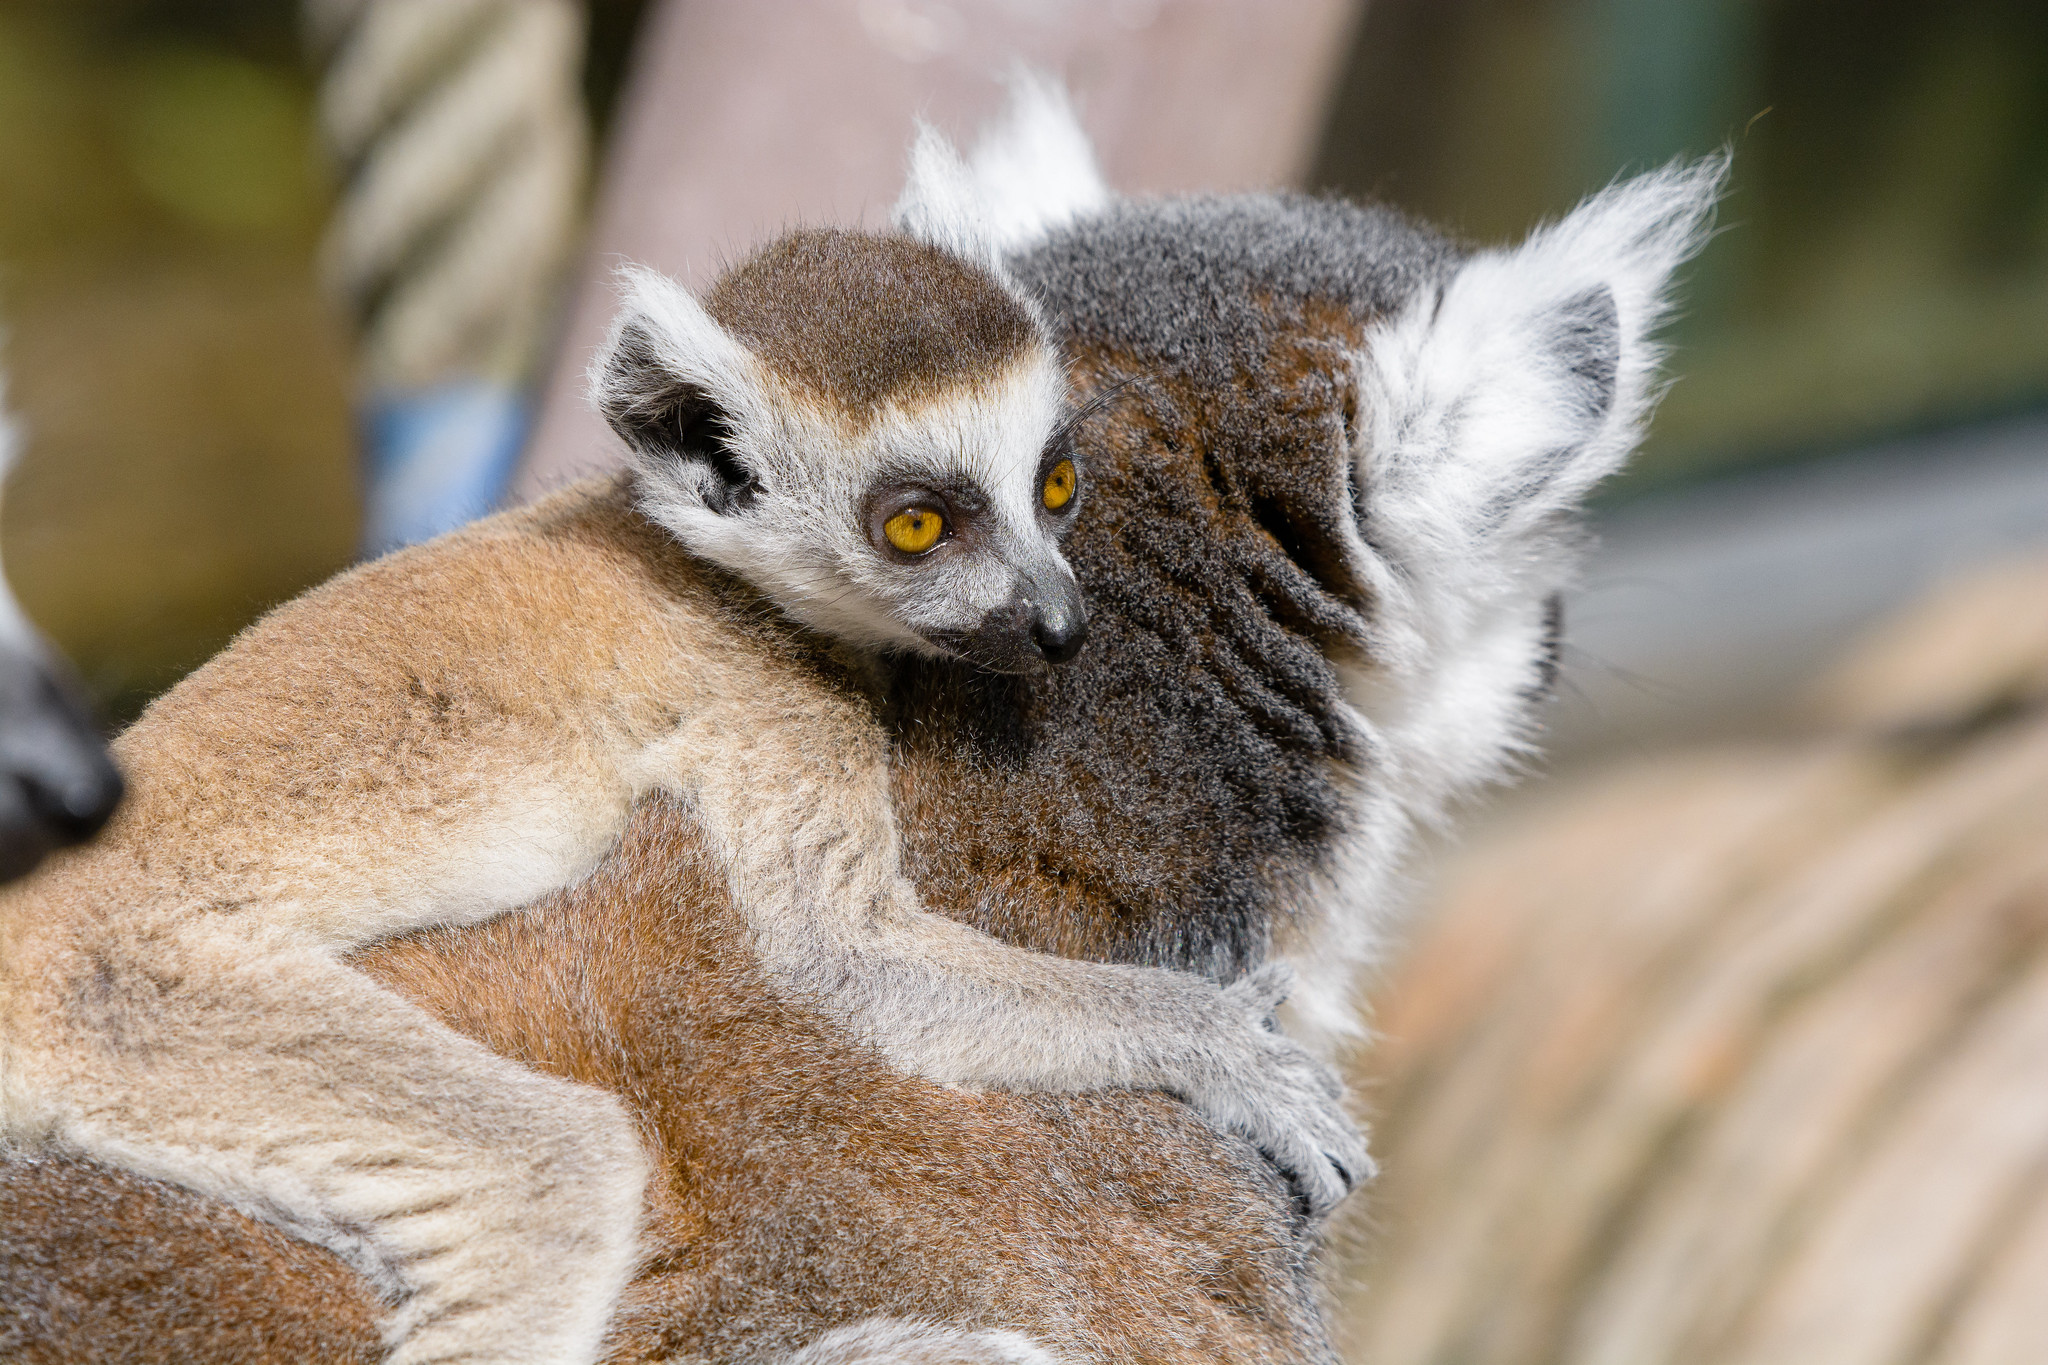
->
0, 222, 1364, 1365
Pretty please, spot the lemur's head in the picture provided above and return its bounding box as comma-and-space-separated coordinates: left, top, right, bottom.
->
593, 222, 1086, 673
893, 77, 1723, 825
867, 76, 1724, 1039
892, 78, 1722, 805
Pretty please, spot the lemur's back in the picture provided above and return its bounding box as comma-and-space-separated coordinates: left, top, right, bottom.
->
0, 478, 759, 958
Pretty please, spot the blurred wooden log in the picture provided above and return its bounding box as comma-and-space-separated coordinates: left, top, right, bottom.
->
1335, 554, 2048, 1365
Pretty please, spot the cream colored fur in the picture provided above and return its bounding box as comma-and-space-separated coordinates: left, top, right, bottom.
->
786, 1318, 1064, 1364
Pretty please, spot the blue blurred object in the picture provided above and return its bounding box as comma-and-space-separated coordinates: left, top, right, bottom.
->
360, 382, 528, 556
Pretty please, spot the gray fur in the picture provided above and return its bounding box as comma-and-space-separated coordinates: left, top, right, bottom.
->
897, 126, 1721, 1051
1015, 192, 1464, 388
886, 194, 1468, 985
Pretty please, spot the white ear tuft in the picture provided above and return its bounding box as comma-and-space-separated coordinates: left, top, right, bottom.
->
963, 69, 1109, 252
893, 71, 1109, 263
587, 265, 757, 463
892, 122, 1004, 268
1359, 154, 1727, 583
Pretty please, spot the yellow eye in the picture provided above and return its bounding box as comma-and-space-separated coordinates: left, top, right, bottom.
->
1043, 458, 1076, 510
884, 507, 946, 554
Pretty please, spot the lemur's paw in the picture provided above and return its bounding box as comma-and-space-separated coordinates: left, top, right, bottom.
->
1200, 962, 1374, 1219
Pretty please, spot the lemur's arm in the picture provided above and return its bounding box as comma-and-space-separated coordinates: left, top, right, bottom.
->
677, 716, 1367, 1215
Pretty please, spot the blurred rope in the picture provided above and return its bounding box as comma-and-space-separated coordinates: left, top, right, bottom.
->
305, 0, 590, 554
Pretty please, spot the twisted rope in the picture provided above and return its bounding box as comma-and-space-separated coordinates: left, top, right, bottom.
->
307, 0, 590, 551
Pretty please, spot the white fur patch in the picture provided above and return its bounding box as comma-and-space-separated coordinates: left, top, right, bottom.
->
785, 1318, 1065, 1365
1280, 158, 1726, 1045
1356, 155, 1726, 603
0, 369, 40, 652
894, 70, 1109, 262
591, 265, 767, 440
894, 123, 1008, 271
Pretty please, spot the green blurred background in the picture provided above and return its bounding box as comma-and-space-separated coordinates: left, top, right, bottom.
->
0, 0, 350, 720
1319, 0, 2048, 487
0, 0, 2043, 722
0, 0, 645, 718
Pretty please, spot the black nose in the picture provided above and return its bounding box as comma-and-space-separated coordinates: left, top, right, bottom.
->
1031, 610, 1088, 664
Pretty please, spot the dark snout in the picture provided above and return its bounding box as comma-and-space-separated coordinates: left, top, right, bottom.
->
936, 569, 1089, 674
0, 646, 123, 884
1024, 566, 1089, 664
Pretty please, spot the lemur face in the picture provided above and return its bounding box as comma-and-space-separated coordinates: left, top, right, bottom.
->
597, 231, 1088, 672
844, 359, 1088, 670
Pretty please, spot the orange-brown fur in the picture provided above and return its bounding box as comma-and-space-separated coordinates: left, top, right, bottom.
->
0, 323, 1359, 1359
0, 1155, 382, 1364
0, 311, 1374, 1365
1, 794, 1327, 1365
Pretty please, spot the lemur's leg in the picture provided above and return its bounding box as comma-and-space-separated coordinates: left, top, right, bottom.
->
680, 719, 1369, 1217
12, 918, 645, 1365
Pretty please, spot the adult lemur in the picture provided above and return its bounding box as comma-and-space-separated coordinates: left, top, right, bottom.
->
1, 88, 1723, 1364
0, 217, 1366, 1362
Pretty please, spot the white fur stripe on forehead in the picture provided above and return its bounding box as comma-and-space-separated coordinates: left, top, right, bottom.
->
1356, 155, 1726, 576
589, 265, 759, 448
892, 73, 1110, 266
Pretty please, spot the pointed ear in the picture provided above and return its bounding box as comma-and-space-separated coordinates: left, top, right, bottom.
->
960, 69, 1110, 251
1358, 155, 1726, 578
892, 122, 1006, 268
892, 70, 1109, 262
588, 266, 762, 513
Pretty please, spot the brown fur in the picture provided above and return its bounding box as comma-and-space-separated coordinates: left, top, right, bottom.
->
0, 1155, 383, 1364
381, 797, 1324, 1365
0, 325, 1354, 1359
0, 135, 1713, 1356
0, 221, 1412, 1363
884, 315, 1373, 975
0, 794, 1328, 1364
0, 304, 1372, 1365
0, 470, 1094, 1365
704, 229, 1036, 412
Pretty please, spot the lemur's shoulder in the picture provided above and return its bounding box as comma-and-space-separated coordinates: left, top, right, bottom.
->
131, 474, 768, 743
82, 471, 822, 898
